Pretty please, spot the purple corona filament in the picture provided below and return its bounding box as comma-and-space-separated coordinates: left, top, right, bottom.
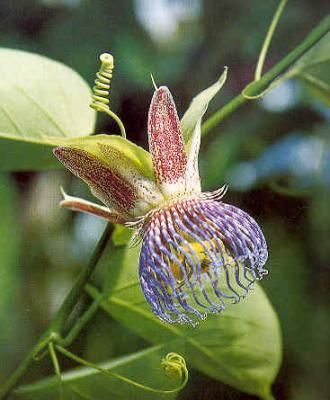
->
138, 198, 268, 326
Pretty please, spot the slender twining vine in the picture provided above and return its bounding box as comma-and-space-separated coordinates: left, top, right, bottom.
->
0, 4, 329, 398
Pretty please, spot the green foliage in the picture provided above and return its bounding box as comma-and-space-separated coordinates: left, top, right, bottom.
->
0, 49, 96, 170
88, 228, 281, 400
0, 3, 329, 400
285, 32, 330, 105
14, 345, 180, 400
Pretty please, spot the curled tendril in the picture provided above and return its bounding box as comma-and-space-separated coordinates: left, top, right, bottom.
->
161, 352, 188, 381
90, 52, 126, 138
90, 53, 114, 112
54, 345, 189, 395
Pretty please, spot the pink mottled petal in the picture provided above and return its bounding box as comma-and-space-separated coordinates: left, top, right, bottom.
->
98, 143, 163, 214
148, 86, 187, 187
54, 146, 136, 215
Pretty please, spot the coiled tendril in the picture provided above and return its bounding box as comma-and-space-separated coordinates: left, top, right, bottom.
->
52, 345, 188, 395
90, 52, 126, 138
90, 53, 114, 111
161, 352, 188, 381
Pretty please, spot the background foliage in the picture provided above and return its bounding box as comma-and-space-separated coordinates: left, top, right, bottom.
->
0, 0, 329, 399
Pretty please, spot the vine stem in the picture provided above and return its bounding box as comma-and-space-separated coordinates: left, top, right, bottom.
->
202, 15, 330, 136
0, 224, 112, 399
49, 223, 112, 332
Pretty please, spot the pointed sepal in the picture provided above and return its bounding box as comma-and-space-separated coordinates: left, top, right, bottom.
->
98, 142, 163, 214
184, 121, 202, 194
53, 135, 164, 217
54, 146, 136, 216
181, 68, 228, 194
59, 188, 127, 223
181, 67, 228, 146
148, 86, 187, 195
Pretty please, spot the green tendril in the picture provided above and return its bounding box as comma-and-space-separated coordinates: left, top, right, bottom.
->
255, 0, 288, 81
90, 52, 127, 138
161, 352, 188, 381
55, 345, 188, 395
241, 0, 288, 100
48, 342, 65, 400
48, 342, 62, 379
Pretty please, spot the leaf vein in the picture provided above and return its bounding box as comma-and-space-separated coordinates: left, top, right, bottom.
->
0, 102, 25, 137
14, 85, 68, 137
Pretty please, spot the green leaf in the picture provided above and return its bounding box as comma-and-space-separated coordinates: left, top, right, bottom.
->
14, 345, 181, 400
89, 231, 282, 400
180, 68, 228, 146
287, 33, 330, 105
292, 32, 330, 73
299, 73, 330, 106
0, 48, 96, 171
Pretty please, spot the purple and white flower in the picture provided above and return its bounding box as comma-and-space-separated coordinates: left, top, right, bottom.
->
54, 77, 268, 326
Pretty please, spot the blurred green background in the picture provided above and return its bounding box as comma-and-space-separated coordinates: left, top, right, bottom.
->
0, 0, 329, 399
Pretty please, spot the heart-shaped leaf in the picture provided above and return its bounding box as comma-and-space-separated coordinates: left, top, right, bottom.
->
0, 48, 96, 171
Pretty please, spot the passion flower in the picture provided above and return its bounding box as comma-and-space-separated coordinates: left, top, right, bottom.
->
54, 76, 268, 326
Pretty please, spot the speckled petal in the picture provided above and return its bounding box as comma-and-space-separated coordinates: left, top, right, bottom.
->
97, 143, 163, 215
148, 86, 187, 196
54, 146, 136, 217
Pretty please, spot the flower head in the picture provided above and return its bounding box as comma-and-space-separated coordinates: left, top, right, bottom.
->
54, 73, 268, 326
